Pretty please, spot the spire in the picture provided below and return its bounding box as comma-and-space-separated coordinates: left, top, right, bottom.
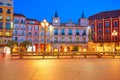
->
54, 10, 58, 17
81, 11, 85, 18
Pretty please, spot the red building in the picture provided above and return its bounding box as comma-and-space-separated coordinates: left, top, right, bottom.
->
89, 10, 120, 43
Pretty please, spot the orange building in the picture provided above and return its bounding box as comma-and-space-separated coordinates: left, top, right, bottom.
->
0, 0, 13, 46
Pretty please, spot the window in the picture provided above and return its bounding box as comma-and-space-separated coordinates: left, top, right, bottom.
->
7, 9, 11, 14
28, 26, 32, 30
14, 37, 18, 41
30, 21, 35, 24
106, 36, 110, 40
21, 25, 26, 30
40, 39, 44, 42
14, 18, 19, 23
28, 32, 32, 36
76, 30, 79, 35
6, 22, 11, 29
105, 21, 110, 27
91, 23, 94, 28
47, 39, 50, 42
113, 21, 118, 27
98, 36, 102, 40
54, 29, 58, 35
0, 16, 2, 20
91, 30, 94, 34
69, 37, 72, 42
34, 38, 38, 42
13, 31, 18, 35
14, 24, 18, 29
82, 30, 86, 36
0, 8, 2, 13
28, 38, 32, 42
20, 31, 26, 36
0, 22, 3, 29
76, 38, 79, 42
54, 37, 58, 42
98, 22, 102, 28
5, 32, 11, 37
0, 2, 3, 5
20, 38, 25, 42
61, 29, 65, 35
34, 32, 38, 36
0, 31, 2, 36
69, 29, 72, 35
61, 37, 65, 42
106, 29, 110, 34
98, 30, 102, 34
21, 19, 25, 24
40, 32, 44, 35
6, 16, 10, 21
35, 26, 38, 30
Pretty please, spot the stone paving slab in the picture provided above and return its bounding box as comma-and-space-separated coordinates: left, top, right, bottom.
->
0, 55, 120, 80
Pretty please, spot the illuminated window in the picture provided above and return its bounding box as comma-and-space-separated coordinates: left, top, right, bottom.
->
0, 16, 2, 20
0, 32, 2, 36
76, 37, 79, 42
69, 37, 72, 42
5, 32, 11, 36
61, 37, 64, 42
6, 16, 10, 21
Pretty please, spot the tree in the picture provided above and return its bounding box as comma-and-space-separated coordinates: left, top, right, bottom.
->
6, 40, 18, 53
20, 40, 32, 50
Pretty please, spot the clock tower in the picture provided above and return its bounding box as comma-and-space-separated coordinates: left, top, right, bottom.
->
52, 11, 60, 26
79, 11, 88, 26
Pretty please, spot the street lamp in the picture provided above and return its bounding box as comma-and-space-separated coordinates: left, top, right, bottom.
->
112, 30, 118, 52
41, 19, 49, 55
49, 25, 53, 54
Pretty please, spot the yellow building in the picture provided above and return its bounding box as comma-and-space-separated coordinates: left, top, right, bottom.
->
0, 0, 13, 46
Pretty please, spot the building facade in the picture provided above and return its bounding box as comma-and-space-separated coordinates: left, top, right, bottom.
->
89, 9, 120, 52
26, 19, 40, 52
0, 0, 13, 46
13, 13, 26, 44
39, 12, 89, 52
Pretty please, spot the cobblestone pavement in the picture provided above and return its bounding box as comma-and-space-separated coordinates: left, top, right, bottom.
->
0, 54, 120, 80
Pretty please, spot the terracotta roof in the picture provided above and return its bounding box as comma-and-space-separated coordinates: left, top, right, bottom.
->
14, 13, 26, 17
88, 9, 120, 20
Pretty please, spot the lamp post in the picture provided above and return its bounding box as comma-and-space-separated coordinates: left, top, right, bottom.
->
112, 30, 118, 52
49, 25, 53, 55
41, 19, 49, 57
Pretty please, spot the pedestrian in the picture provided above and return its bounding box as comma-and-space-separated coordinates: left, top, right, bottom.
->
2, 51, 5, 57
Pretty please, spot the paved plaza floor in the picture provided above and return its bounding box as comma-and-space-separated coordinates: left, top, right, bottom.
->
0, 54, 120, 80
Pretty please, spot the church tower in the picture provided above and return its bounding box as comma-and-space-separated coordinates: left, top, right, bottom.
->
52, 11, 60, 26
79, 11, 88, 26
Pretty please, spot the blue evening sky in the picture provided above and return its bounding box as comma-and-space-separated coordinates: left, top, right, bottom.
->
14, 0, 120, 23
